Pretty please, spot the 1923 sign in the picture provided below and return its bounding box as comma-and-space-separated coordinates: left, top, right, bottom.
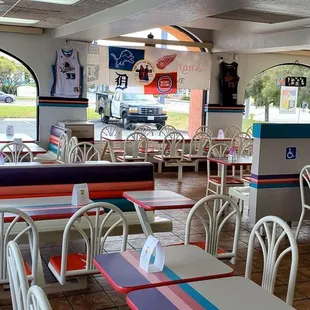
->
285, 76, 307, 87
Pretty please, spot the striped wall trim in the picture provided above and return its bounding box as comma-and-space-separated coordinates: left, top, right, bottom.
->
37, 96, 89, 108
253, 123, 310, 139
205, 105, 245, 113
38, 103, 88, 108
250, 173, 299, 189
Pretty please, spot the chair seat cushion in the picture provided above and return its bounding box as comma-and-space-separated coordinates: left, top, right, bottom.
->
242, 175, 251, 182
105, 148, 124, 154
117, 156, 146, 162
24, 261, 31, 276
34, 151, 57, 162
49, 253, 87, 274
209, 176, 243, 185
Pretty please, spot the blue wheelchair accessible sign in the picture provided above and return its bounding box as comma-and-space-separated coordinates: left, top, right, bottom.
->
286, 147, 297, 160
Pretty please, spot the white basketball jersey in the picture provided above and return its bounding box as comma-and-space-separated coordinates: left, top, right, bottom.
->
54, 49, 81, 98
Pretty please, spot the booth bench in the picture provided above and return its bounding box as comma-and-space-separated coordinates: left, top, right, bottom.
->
0, 162, 172, 243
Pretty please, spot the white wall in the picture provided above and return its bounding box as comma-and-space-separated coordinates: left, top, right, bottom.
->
0, 30, 88, 144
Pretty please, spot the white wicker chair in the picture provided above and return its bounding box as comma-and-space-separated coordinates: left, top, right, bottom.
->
296, 165, 310, 238
67, 142, 100, 163
224, 125, 241, 138
185, 195, 241, 264
48, 202, 128, 287
117, 132, 148, 162
245, 216, 298, 306
26, 286, 52, 310
0, 207, 38, 290
159, 125, 177, 136
154, 131, 185, 182
206, 143, 243, 195
195, 125, 213, 137
7, 241, 29, 310
183, 132, 212, 172
0, 142, 33, 163
100, 125, 123, 160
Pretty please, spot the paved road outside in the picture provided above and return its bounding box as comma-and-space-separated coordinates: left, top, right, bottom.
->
0, 118, 37, 139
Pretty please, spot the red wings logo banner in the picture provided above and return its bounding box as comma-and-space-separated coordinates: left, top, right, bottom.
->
156, 53, 177, 70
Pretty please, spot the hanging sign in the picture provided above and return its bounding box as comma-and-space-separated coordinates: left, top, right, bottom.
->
279, 86, 298, 114
285, 76, 307, 87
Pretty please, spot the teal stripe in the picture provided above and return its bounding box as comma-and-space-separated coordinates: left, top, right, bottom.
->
48, 143, 57, 154
149, 255, 218, 309
178, 282, 219, 310
253, 123, 310, 139
250, 182, 299, 189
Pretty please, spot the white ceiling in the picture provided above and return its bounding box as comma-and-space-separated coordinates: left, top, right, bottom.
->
2, 0, 310, 53
0, 0, 128, 28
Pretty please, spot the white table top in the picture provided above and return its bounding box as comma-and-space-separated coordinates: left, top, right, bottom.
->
0, 133, 35, 143
127, 276, 295, 309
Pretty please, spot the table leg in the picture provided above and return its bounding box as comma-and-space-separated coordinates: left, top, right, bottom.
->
133, 203, 154, 238
220, 163, 227, 195
108, 141, 116, 162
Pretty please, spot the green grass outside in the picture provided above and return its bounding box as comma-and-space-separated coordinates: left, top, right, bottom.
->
0, 105, 189, 131
0, 106, 36, 118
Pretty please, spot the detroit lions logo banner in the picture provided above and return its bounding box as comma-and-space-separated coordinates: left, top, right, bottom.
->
87, 45, 211, 93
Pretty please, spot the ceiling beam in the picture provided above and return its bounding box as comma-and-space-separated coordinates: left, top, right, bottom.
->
0, 25, 43, 35
107, 36, 213, 50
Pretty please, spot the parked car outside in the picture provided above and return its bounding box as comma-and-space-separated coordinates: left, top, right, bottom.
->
0, 91, 16, 103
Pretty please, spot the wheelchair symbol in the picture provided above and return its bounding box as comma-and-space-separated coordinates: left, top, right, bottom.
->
286, 147, 296, 160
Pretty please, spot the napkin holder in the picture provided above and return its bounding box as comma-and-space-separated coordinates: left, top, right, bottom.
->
72, 183, 90, 206
140, 236, 165, 273
6, 125, 14, 136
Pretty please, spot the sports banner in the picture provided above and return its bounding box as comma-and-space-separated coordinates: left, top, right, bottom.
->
86, 45, 211, 93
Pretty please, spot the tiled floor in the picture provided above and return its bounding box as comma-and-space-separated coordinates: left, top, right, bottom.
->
2, 171, 310, 309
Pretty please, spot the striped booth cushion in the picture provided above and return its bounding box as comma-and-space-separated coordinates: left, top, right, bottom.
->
0, 162, 155, 212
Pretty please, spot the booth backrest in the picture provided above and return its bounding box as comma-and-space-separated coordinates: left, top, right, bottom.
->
0, 162, 154, 212
48, 125, 71, 154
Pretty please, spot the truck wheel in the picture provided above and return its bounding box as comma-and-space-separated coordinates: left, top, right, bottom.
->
101, 113, 110, 124
156, 122, 165, 130
122, 113, 130, 129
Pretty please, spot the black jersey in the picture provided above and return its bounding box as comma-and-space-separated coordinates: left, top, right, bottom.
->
219, 61, 239, 106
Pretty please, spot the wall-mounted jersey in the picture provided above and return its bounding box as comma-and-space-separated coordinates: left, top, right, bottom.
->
219, 61, 239, 106
52, 49, 81, 98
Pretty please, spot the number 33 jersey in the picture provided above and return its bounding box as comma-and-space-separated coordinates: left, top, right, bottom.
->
51, 49, 82, 98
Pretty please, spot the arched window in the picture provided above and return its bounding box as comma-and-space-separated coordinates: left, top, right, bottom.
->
244, 63, 310, 128
0, 49, 39, 140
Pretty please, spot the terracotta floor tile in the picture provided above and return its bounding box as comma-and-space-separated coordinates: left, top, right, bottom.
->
105, 290, 127, 307
277, 270, 310, 284
274, 284, 307, 302
49, 297, 73, 310
93, 275, 114, 291
64, 277, 102, 297
295, 281, 310, 298
226, 260, 259, 276
67, 291, 114, 310
293, 298, 310, 309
